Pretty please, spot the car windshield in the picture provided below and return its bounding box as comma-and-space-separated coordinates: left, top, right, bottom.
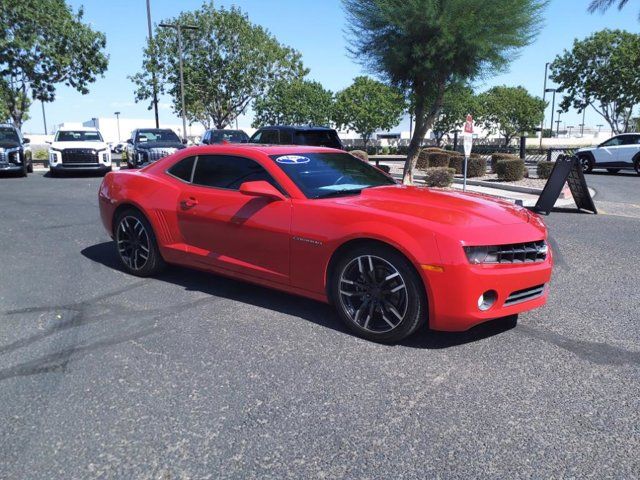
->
0, 127, 20, 144
294, 131, 342, 149
55, 130, 103, 142
136, 130, 180, 143
211, 130, 248, 143
270, 152, 395, 199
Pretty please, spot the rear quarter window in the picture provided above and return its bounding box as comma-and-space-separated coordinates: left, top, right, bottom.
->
167, 156, 196, 182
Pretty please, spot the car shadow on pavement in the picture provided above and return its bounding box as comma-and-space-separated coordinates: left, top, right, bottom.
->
81, 241, 518, 350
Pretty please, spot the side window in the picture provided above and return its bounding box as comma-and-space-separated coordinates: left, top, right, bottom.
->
602, 137, 622, 147
250, 130, 262, 143
167, 156, 196, 182
260, 130, 279, 144
192, 155, 278, 190
280, 130, 293, 144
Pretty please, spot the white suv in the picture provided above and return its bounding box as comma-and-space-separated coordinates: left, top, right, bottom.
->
576, 133, 640, 175
49, 127, 112, 176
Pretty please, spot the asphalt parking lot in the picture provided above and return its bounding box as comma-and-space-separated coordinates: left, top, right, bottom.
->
1, 171, 639, 479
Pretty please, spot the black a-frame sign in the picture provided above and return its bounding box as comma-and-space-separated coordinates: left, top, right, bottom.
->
533, 155, 597, 215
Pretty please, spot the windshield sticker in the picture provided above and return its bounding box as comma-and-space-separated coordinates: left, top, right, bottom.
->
275, 155, 310, 165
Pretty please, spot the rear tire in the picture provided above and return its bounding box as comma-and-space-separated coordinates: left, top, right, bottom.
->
27, 161, 33, 173
635, 159, 640, 176
578, 155, 593, 173
330, 244, 427, 343
114, 208, 166, 277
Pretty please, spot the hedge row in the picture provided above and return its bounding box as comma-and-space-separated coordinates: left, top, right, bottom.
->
536, 161, 554, 179
495, 158, 525, 181
422, 167, 455, 187
490, 153, 519, 173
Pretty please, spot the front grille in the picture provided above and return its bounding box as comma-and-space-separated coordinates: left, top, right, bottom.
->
0, 152, 7, 163
491, 240, 547, 264
504, 284, 546, 306
61, 149, 99, 164
147, 148, 176, 162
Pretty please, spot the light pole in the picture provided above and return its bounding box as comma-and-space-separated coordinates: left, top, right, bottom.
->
41, 100, 48, 135
146, 0, 160, 128
596, 124, 603, 137
114, 111, 121, 142
567, 126, 574, 136
159, 22, 198, 144
556, 109, 562, 136
580, 106, 586, 136
545, 88, 556, 138
539, 62, 549, 148
578, 124, 584, 137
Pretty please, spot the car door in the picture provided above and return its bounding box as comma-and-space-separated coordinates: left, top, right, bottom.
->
617, 135, 640, 166
593, 136, 623, 166
176, 154, 292, 284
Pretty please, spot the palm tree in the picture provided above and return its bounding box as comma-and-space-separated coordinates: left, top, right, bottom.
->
588, 0, 634, 16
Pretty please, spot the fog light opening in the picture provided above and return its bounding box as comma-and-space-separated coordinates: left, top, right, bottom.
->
478, 290, 498, 311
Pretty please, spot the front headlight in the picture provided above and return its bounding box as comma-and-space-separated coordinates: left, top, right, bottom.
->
49, 151, 60, 164
463, 246, 499, 264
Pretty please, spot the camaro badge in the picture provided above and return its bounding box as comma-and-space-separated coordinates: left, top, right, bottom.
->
292, 236, 323, 246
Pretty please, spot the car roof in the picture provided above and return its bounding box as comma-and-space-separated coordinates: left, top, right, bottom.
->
57, 126, 99, 132
184, 144, 341, 156
257, 125, 336, 132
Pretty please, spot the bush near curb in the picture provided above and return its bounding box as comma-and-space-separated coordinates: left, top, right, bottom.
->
350, 150, 369, 162
495, 158, 525, 181
490, 153, 519, 173
536, 161, 554, 179
416, 149, 430, 170
466, 157, 487, 178
449, 153, 480, 174
33, 148, 48, 161
428, 152, 450, 168
422, 167, 455, 187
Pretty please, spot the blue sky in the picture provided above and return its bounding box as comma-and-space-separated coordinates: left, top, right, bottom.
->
23, 0, 638, 134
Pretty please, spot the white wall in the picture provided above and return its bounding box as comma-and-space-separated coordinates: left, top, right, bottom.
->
81, 118, 207, 143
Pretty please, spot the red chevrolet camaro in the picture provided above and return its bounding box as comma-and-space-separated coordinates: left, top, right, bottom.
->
98, 145, 553, 343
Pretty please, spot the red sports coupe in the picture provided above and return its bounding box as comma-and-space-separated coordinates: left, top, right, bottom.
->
98, 145, 553, 343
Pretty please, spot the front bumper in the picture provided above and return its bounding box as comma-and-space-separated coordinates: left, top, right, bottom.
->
422, 255, 553, 331
0, 162, 24, 172
50, 163, 111, 173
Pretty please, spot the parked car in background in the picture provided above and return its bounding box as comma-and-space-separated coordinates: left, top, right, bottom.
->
576, 133, 640, 174
114, 142, 127, 154
200, 129, 249, 145
0, 124, 33, 177
125, 128, 186, 169
249, 126, 343, 149
98, 144, 552, 343
48, 127, 111, 176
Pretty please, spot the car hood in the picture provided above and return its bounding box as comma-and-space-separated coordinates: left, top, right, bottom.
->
136, 141, 185, 149
50, 141, 108, 150
333, 185, 533, 227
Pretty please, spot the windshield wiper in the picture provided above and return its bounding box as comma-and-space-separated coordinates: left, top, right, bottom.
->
314, 188, 363, 199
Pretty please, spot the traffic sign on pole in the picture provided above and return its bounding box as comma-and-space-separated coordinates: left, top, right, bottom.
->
462, 114, 473, 191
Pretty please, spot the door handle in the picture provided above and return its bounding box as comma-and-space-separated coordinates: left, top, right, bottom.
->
180, 197, 199, 209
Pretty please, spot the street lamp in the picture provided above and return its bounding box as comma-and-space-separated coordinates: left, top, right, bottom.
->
114, 111, 121, 142
540, 62, 550, 148
578, 124, 585, 137
580, 105, 587, 136
596, 124, 603, 137
545, 88, 556, 138
556, 109, 562, 136
159, 22, 199, 143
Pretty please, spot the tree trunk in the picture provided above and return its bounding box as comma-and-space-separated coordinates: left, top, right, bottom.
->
402, 83, 446, 185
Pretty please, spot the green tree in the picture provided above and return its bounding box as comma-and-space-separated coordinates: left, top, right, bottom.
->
477, 86, 545, 145
550, 29, 640, 134
588, 0, 637, 18
431, 84, 477, 145
131, 2, 306, 129
333, 76, 406, 148
252, 79, 333, 128
343, 0, 545, 184
0, 0, 108, 129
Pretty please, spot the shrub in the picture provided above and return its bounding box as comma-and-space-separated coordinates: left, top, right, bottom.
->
466, 157, 487, 178
448, 153, 480, 174
490, 153, 519, 173
428, 152, 450, 168
350, 149, 369, 162
33, 148, 48, 161
536, 161, 554, 179
495, 158, 525, 181
381, 146, 390, 155
422, 167, 454, 187
416, 149, 430, 170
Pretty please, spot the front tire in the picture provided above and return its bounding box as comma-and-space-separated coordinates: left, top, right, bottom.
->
330, 244, 427, 343
27, 161, 33, 173
114, 209, 166, 277
578, 155, 593, 173
635, 159, 640, 176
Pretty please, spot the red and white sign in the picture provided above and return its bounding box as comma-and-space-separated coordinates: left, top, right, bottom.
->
464, 114, 474, 134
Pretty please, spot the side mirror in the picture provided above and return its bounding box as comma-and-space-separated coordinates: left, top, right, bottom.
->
239, 181, 285, 201
126, 139, 133, 144
182, 138, 188, 145
45, 140, 51, 144
23, 137, 30, 144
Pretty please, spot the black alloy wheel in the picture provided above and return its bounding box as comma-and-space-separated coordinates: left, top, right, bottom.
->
331, 244, 427, 343
115, 210, 165, 277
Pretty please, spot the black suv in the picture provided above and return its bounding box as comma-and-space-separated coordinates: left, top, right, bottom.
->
200, 129, 249, 144
0, 124, 33, 176
249, 126, 343, 149
125, 128, 186, 169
